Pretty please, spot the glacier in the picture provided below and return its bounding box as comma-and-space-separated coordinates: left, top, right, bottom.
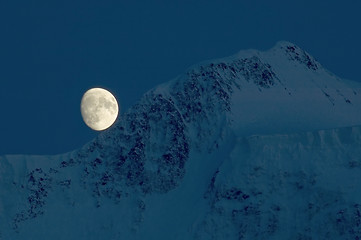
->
1, 41, 361, 239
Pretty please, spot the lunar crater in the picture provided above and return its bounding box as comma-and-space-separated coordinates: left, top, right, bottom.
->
81, 88, 119, 131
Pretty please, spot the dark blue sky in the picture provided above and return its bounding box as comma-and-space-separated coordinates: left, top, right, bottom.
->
1, 0, 360, 155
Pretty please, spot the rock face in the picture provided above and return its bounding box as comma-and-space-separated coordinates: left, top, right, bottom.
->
1, 41, 361, 239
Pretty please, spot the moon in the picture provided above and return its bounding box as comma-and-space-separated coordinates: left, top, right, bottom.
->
80, 88, 119, 131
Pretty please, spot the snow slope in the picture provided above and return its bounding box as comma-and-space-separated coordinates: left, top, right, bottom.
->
1, 41, 361, 239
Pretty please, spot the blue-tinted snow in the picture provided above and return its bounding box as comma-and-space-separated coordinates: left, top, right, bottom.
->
1, 42, 361, 239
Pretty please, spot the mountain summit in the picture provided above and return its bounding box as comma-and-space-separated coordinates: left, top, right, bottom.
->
1, 42, 361, 239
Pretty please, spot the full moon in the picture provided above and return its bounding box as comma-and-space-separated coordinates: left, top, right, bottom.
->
80, 88, 119, 131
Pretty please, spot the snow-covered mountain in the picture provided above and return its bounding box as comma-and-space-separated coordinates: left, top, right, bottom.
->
1, 41, 361, 239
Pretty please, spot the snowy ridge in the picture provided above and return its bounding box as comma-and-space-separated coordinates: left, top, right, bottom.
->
1, 41, 361, 239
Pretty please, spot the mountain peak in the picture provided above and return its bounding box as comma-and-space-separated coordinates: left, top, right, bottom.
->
274, 41, 321, 70
273, 40, 299, 48
135, 41, 361, 142
2, 42, 361, 239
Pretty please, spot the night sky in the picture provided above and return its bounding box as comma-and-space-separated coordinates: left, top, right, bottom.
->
0, 0, 360, 155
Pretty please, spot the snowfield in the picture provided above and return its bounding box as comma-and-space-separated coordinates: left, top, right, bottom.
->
1, 41, 361, 239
